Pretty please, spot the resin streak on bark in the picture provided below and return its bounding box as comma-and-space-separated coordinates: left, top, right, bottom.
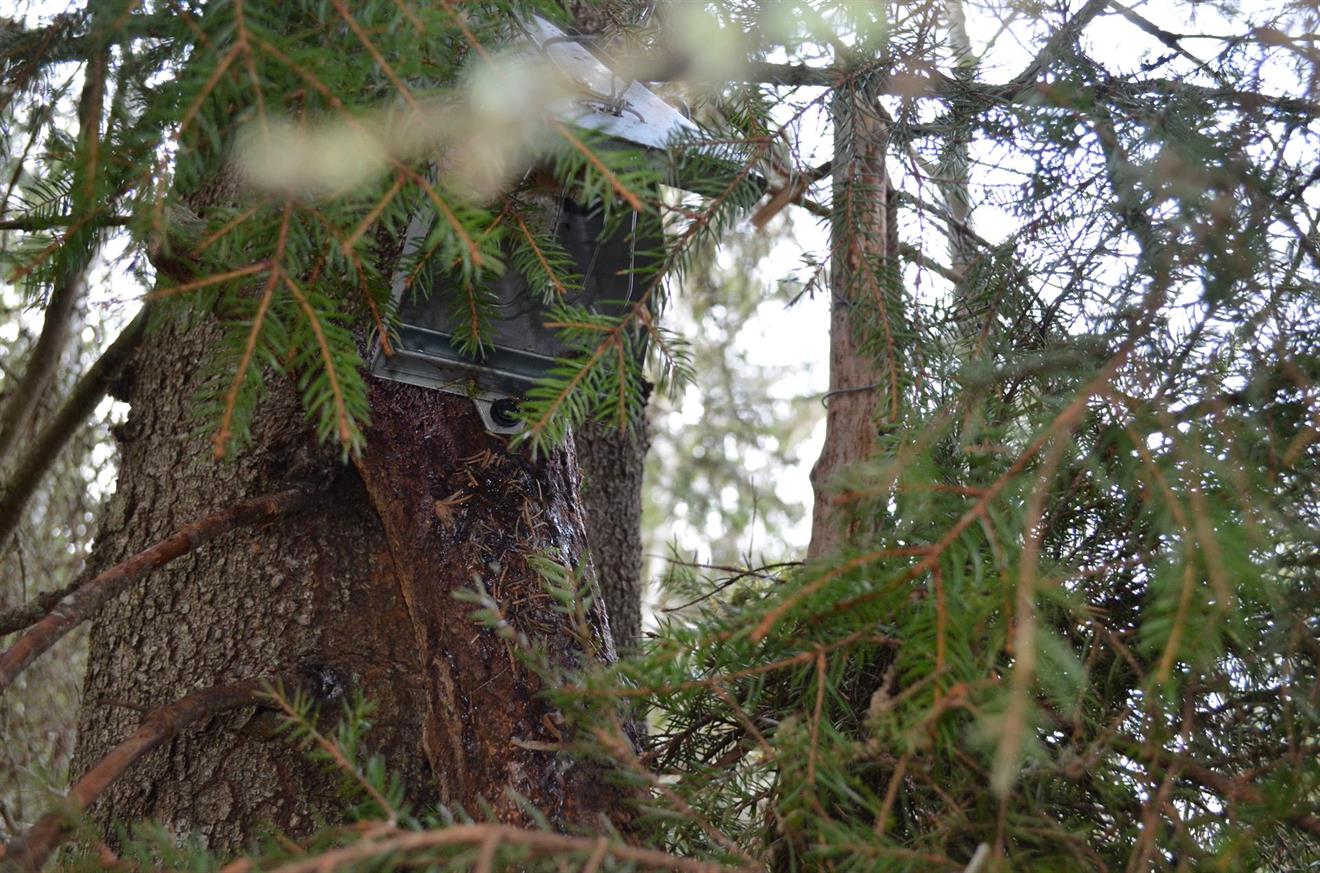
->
354, 379, 623, 827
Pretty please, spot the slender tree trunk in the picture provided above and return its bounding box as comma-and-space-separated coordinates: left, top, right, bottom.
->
808, 77, 894, 559
575, 418, 650, 650
564, 0, 657, 655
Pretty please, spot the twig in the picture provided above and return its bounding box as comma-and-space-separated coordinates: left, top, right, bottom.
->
1111, 736, 1320, 840
0, 580, 79, 639
265, 684, 397, 823
256, 824, 740, 873
3, 677, 279, 872
659, 561, 799, 613
750, 160, 834, 229
0, 488, 315, 696
0, 214, 131, 232
739, 28, 1316, 119
0, 305, 151, 553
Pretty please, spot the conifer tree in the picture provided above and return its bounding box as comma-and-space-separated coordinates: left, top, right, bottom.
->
0, 1, 1317, 871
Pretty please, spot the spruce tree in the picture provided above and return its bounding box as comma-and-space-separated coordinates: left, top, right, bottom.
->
0, 1, 1316, 871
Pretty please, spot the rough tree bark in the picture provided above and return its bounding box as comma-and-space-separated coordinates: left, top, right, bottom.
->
575, 419, 650, 650
71, 317, 435, 848
71, 311, 626, 851
807, 76, 894, 560
66, 0, 659, 849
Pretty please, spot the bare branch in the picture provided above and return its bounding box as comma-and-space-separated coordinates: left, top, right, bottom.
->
1113, 736, 1320, 840
740, 59, 836, 87
0, 214, 130, 232
2, 677, 277, 872
0, 488, 315, 696
257, 824, 742, 873
736, 0, 1317, 122
1000, 0, 1108, 98
0, 579, 78, 639
0, 19, 109, 465
0, 305, 151, 554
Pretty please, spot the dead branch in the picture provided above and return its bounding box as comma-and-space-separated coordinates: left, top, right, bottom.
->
0, 22, 109, 467
253, 824, 744, 873
0, 304, 151, 553
736, 0, 1316, 122
0, 580, 79, 639
0, 214, 131, 231
2, 677, 276, 872
0, 488, 315, 696
1113, 736, 1320, 840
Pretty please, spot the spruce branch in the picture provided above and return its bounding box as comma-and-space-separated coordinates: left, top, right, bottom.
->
436, 0, 645, 212
145, 260, 270, 301
511, 208, 570, 298
263, 683, 399, 825
341, 173, 405, 255
326, 0, 421, 113
1111, 736, 1320, 839
240, 31, 489, 271
520, 124, 770, 448
212, 207, 289, 459
254, 824, 745, 873
282, 273, 356, 451
768, 299, 1165, 639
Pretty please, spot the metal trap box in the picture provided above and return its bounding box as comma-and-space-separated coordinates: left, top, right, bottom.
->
369, 15, 695, 432
372, 198, 650, 410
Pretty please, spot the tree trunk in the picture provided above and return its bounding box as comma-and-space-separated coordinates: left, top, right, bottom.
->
71, 321, 623, 849
808, 77, 894, 559
575, 418, 650, 650
69, 1, 654, 848
353, 379, 624, 825
563, 0, 657, 656
71, 317, 430, 848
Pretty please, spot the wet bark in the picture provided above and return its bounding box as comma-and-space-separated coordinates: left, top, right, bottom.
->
354, 380, 624, 824
807, 78, 894, 560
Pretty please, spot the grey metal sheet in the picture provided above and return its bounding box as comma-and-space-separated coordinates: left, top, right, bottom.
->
517, 15, 699, 152
371, 198, 649, 400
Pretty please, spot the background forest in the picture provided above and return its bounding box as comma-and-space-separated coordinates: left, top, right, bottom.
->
1, 0, 1318, 871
